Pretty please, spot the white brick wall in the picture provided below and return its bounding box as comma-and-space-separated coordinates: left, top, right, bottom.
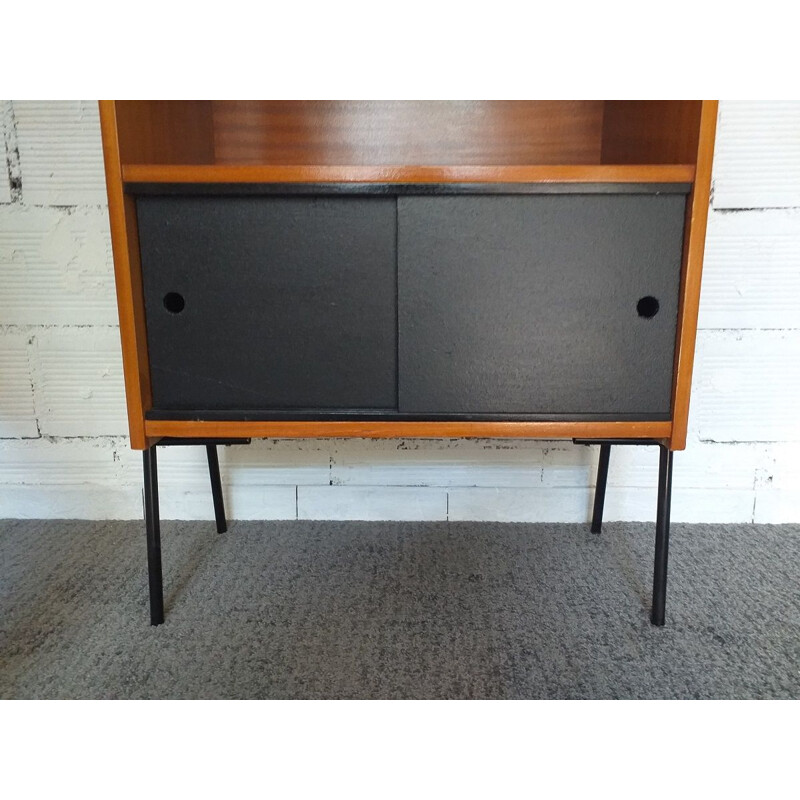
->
712, 102, 800, 209
1, 100, 798, 522
0, 329, 38, 438
1, 102, 13, 205
12, 101, 107, 206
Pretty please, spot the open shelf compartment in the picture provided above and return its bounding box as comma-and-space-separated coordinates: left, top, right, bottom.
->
110, 101, 705, 176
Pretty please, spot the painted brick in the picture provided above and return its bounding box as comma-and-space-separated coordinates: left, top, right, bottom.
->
0, 437, 121, 485
0, 329, 38, 438
32, 327, 127, 436
160, 485, 297, 521
692, 330, 800, 442
0, 484, 143, 520
541, 441, 763, 491
13, 100, 106, 206
753, 442, 800, 522
218, 439, 330, 486
114, 438, 331, 488
331, 438, 545, 487
539, 445, 595, 488
713, 101, 800, 209
1, 101, 11, 204
760, 442, 800, 490
447, 487, 756, 524
604, 488, 756, 524
534, 441, 756, 494
0, 100, 797, 523
0, 205, 116, 324
298, 486, 448, 521
753, 491, 800, 524
698, 209, 800, 330
447, 487, 590, 523
0, 466, 297, 520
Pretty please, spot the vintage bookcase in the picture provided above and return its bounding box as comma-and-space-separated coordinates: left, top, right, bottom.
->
99, 100, 718, 626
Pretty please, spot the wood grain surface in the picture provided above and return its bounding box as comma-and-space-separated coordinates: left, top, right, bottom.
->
122, 163, 695, 185
601, 101, 704, 165
98, 101, 152, 449
669, 101, 719, 450
145, 420, 672, 441
211, 101, 605, 166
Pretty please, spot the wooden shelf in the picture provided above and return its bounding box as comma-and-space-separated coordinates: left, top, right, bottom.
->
122, 163, 696, 186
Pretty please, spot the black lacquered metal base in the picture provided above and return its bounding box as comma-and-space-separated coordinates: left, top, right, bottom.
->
142, 448, 163, 626
141, 438, 250, 625
576, 438, 675, 626
651, 446, 674, 626
142, 437, 675, 627
206, 445, 227, 534
591, 443, 611, 534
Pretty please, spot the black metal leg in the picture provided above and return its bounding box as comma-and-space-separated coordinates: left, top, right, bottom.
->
206, 444, 227, 533
591, 443, 611, 534
651, 445, 674, 626
143, 446, 164, 626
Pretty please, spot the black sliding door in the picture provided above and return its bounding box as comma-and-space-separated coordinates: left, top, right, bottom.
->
397, 192, 686, 418
138, 195, 397, 412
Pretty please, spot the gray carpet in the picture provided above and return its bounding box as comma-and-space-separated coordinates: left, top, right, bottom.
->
1, 519, 798, 699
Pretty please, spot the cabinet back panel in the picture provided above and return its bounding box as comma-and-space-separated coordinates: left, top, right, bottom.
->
114, 101, 216, 164
398, 194, 686, 416
137, 196, 397, 411
601, 101, 703, 165
211, 101, 604, 166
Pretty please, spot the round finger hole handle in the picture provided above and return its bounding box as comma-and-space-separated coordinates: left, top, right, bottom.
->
637, 296, 659, 319
163, 292, 185, 314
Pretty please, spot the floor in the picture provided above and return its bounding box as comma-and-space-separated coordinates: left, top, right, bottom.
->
1, 519, 798, 699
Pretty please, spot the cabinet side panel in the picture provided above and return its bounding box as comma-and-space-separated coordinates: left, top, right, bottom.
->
98, 101, 151, 448
670, 101, 719, 450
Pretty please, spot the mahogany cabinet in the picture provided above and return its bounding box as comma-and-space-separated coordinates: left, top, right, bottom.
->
99, 101, 718, 626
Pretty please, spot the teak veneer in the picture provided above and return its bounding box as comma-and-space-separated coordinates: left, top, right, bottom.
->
99, 100, 718, 627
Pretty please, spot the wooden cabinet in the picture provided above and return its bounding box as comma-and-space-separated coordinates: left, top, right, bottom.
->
99, 100, 718, 626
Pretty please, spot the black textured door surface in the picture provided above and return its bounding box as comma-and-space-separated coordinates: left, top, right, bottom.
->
138, 196, 397, 412
398, 193, 686, 417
